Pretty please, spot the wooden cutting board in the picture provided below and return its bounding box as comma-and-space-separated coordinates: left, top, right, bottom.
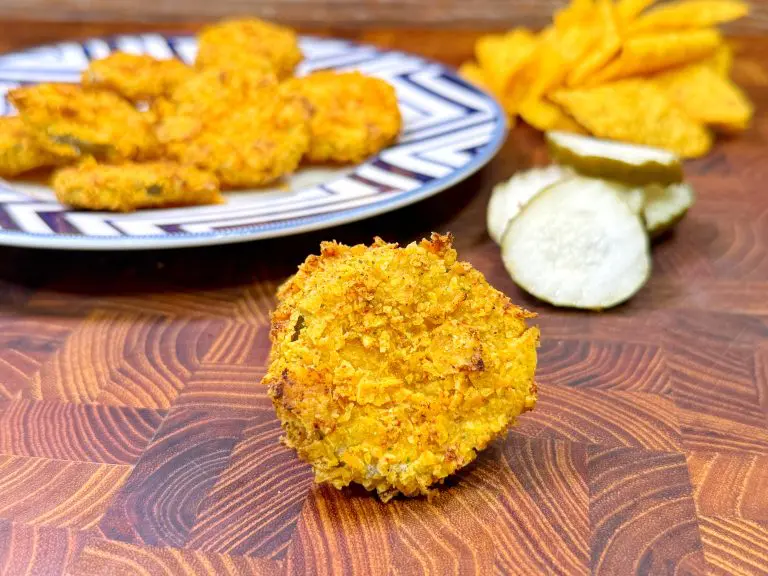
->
0, 24, 767, 576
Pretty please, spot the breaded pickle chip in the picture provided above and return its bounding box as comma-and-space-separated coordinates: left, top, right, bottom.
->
157, 86, 309, 188
284, 71, 401, 164
81, 52, 194, 102
0, 116, 59, 177
196, 18, 302, 79
9, 83, 159, 162
51, 158, 221, 212
151, 64, 278, 123
264, 233, 539, 501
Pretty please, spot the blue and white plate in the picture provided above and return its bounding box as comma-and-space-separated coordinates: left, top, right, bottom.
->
0, 34, 506, 250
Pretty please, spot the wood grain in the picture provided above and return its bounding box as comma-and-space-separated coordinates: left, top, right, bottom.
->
73, 538, 280, 576
515, 386, 683, 452
0, 1, 766, 33
699, 515, 768, 576
0, 399, 165, 464
0, 520, 96, 575
687, 452, 768, 520
99, 408, 249, 547
186, 407, 314, 560
0, 455, 131, 529
587, 447, 706, 575
492, 436, 589, 576
537, 339, 670, 394
0, 21, 767, 576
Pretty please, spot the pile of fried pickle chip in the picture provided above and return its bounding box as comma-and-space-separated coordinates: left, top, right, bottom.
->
459, 0, 752, 157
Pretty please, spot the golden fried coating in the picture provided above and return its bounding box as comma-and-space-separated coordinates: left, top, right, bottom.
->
264, 233, 539, 501
150, 64, 278, 123
51, 158, 221, 212
81, 52, 194, 102
0, 116, 59, 177
9, 84, 159, 162
284, 71, 402, 163
156, 85, 309, 188
196, 18, 302, 79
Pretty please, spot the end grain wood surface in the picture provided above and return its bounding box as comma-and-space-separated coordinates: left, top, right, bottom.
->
1, 21, 768, 576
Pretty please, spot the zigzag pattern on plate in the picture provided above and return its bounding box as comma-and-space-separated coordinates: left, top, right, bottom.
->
0, 35, 505, 247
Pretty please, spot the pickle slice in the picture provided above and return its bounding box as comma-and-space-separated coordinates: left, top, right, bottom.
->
501, 176, 651, 310
643, 182, 694, 237
486, 165, 572, 244
546, 131, 684, 187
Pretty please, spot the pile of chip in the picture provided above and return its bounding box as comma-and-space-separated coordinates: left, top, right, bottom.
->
459, 0, 752, 157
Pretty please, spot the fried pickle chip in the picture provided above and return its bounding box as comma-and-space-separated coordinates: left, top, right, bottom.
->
653, 63, 753, 131
9, 84, 158, 162
518, 99, 584, 132
147, 63, 277, 127
160, 64, 278, 120
587, 29, 722, 85
566, 0, 622, 86
265, 233, 538, 501
195, 18, 302, 79
551, 79, 712, 157
51, 158, 221, 212
629, 0, 749, 34
81, 52, 194, 102
0, 116, 60, 177
157, 85, 309, 188
283, 71, 401, 164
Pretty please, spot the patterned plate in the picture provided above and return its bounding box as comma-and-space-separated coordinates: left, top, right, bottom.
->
0, 34, 506, 250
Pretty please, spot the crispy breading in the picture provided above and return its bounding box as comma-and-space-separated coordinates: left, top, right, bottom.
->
284, 71, 402, 164
0, 116, 60, 177
81, 52, 194, 102
51, 158, 221, 212
8, 83, 159, 162
150, 64, 278, 124
156, 85, 309, 188
195, 18, 302, 79
264, 233, 539, 501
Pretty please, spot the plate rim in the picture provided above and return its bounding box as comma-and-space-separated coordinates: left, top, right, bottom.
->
0, 34, 507, 251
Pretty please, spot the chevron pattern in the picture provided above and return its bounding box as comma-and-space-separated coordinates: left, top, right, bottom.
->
0, 35, 505, 248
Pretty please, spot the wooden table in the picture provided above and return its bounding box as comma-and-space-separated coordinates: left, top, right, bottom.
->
1, 21, 767, 576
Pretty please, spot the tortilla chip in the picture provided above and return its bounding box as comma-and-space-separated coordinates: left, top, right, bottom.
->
551, 79, 713, 157
519, 99, 585, 132
701, 43, 733, 76
554, 0, 595, 29
475, 29, 538, 98
587, 28, 722, 85
501, 35, 567, 117
616, 0, 658, 23
458, 62, 492, 92
630, 0, 748, 34
653, 63, 753, 131
567, 0, 622, 86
